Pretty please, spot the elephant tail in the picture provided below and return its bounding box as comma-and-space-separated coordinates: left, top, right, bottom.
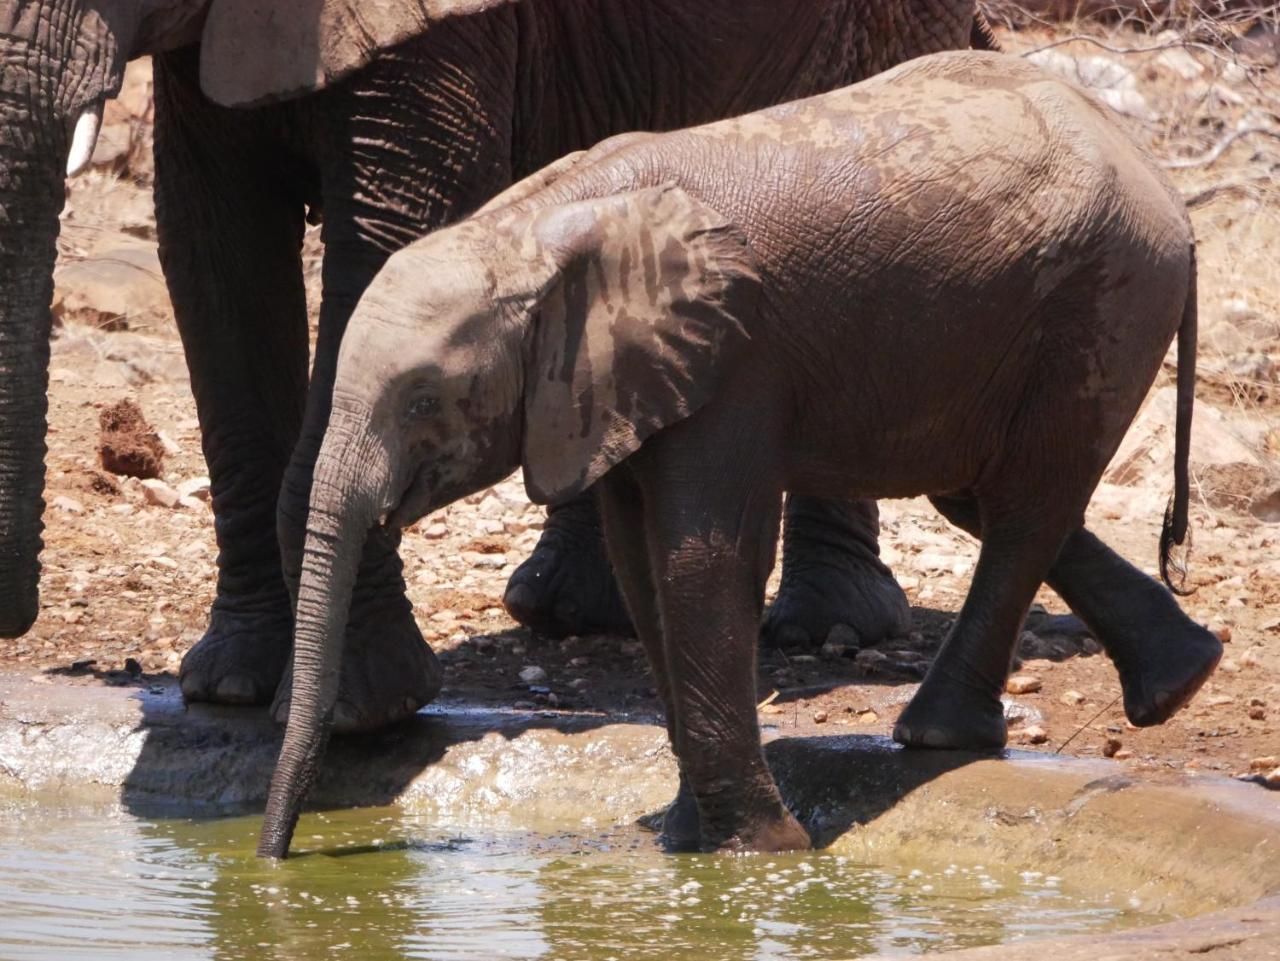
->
971, 12, 1001, 51
1159, 243, 1197, 596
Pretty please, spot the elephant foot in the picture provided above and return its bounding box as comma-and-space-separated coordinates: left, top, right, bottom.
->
710, 806, 812, 854
503, 494, 633, 639
1116, 622, 1221, 727
655, 776, 702, 852
180, 602, 293, 706
272, 602, 442, 733
893, 676, 1007, 750
762, 552, 911, 652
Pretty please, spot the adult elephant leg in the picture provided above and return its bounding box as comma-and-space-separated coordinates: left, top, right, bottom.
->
503, 490, 633, 638
153, 50, 309, 706
928, 494, 1221, 728
273, 25, 517, 732
762, 496, 911, 651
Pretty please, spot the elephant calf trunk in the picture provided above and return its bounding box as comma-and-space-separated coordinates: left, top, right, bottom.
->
257, 451, 381, 858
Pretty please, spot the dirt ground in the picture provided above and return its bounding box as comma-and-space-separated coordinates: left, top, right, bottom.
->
13, 17, 1279, 787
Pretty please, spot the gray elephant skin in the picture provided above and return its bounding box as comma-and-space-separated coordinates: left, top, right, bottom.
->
256, 52, 1224, 860
0, 0, 995, 730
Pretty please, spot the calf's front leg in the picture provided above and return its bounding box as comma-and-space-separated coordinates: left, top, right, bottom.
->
624, 432, 808, 853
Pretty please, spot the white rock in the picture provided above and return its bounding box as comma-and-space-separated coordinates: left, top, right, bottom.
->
176, 476, 211, 501
156, 431, 182, 456
139, 478, 179, 509
51, 495, 85, 514
1026, 50, 1156, 120
1154, 42, 1204, 80
519, 665, 547, 685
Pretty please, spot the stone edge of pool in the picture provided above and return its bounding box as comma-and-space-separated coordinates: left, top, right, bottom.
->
0, 673, 1276, 960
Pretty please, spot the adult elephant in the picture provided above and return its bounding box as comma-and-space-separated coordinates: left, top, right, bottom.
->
0, 0, 992, 729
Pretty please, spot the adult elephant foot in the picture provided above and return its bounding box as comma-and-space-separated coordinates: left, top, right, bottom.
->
271, 601, 442, 733
503, 490, 633, 639
893, 676, 1007, 750
762, 495, 911, 651
180, 596, 294, 706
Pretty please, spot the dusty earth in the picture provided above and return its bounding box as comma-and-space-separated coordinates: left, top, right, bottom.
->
13, 18, 1279, 788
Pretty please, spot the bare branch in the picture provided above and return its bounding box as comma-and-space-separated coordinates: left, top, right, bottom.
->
1163, 126, 1280, 168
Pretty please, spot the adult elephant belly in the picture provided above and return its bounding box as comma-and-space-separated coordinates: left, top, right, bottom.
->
162, 0, 984, 730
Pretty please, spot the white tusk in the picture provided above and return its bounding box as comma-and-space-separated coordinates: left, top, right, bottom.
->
65, 102, 103, 177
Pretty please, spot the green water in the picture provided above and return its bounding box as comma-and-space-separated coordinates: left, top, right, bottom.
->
0, 799, 1166, 961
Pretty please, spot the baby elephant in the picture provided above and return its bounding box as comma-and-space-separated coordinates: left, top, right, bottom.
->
258, 51, 1221, 858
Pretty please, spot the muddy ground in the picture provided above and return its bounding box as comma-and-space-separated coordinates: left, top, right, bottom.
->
15, 19, 1279, 786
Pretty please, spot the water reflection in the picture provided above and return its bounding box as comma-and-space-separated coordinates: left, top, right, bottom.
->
0, 799, 1162, 961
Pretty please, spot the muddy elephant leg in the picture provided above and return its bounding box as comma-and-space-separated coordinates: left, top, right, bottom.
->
928, 495, 1221, 727
632, 435, 808, 853
154, 50, 307, 706
503, 490, 633, 638
895, 493, 1075, 750
596, 467, 697, 849
762, 496, 911, 651
272, 30, 517, 732
1047, 531, 1221, 724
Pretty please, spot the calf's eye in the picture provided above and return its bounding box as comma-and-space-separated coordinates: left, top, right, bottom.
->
408, 394, 440, 419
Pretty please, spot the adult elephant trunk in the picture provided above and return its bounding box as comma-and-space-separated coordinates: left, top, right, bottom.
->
0, 54, 71, 637
257, 408, 391, 858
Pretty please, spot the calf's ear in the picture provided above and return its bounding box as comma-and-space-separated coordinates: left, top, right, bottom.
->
517, 185, 759, 504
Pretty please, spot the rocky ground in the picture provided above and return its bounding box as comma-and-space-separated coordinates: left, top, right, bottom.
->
13, 17, 1279, 789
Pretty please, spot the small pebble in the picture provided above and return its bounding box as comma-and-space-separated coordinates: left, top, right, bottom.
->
1248, 705, 1266, 721
858, 710, 878, 723
812, 710, 829, 724
1021, 725, 1048, 744
1213, 625, 1232, 644
1006, 675, 1043, 695
1103, 737, 1123, 758
1113, 748, 1134, 760
518, 665, 548, 685
1060, 689, 1086, 706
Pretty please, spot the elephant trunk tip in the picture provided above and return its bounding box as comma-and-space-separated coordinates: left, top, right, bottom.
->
257, 784, 304, 860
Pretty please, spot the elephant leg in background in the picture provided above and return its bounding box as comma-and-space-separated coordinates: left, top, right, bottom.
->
503, 490, 633, 637
153, 50, 309, 706
928, 495, 1221, 727
596, 466, 699, 850
762, 495, 911, 650
272, 27, 518, 732
506, 492, 910, 647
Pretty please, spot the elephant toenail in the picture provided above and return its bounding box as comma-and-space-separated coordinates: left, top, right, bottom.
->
824, 623, 861, 649
503, 582, 538, 620
215, 674, 256, 704
179, 671, 206, 701
776, 624, 812, 651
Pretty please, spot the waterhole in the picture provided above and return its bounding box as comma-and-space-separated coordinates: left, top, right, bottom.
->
0, 798, 1166, 961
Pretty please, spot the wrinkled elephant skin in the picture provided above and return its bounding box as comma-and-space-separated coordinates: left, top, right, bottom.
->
257, 53, 1222, 857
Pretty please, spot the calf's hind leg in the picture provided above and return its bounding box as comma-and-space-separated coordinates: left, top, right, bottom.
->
929, 496, 1221, 728
894, 494, 1080, 750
